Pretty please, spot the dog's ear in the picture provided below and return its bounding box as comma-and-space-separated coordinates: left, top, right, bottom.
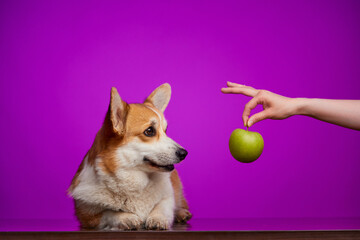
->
108, 87, 127, 135
144, 83, 171, 112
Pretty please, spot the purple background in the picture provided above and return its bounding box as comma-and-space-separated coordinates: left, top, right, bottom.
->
0, 0, 359, 222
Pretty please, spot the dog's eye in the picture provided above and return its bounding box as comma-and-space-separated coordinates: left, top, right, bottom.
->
144, 126, 156, 137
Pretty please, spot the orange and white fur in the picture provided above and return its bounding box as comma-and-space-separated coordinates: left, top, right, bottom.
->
68, 83, 192, 230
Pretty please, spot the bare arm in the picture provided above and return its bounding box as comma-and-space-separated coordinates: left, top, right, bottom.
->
221, 82, 360, 131
295, 98, 360, 130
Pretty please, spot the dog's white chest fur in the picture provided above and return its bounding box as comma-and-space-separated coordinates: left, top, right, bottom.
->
70, 156, 174, 220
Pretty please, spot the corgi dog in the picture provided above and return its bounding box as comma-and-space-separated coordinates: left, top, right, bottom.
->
68, 83, 192, 230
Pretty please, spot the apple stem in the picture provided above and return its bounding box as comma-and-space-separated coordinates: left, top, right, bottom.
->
247, 126, 248, 131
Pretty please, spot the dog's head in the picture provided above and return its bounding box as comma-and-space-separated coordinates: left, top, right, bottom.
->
96, 83, 187, 173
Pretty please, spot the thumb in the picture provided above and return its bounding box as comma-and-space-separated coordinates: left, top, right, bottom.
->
247, 110, 269, 127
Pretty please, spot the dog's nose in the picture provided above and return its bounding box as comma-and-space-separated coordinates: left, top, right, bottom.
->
176, 148, 188, 161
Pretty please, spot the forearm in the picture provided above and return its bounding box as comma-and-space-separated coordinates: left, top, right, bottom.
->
294, 98, 360, 130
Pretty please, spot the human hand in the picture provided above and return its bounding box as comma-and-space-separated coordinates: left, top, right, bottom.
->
221, 82, 299, 127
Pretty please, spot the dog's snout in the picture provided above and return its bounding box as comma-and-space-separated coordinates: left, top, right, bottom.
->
176, 148, 188, 161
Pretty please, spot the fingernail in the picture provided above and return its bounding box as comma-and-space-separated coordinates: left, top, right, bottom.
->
248, 121, 252, 127
227, 81, 233, 84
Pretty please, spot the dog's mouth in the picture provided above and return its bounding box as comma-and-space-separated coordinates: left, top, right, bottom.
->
143, 157, 174, 172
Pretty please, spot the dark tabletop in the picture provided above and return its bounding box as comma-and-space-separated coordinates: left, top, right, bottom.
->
1, 217, 360, 231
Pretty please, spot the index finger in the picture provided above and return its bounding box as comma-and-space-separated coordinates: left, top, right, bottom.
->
221, 86, 259, 97
242, 96, 262, 126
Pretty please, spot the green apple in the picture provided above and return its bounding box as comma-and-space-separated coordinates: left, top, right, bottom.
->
229, 129, 264, 163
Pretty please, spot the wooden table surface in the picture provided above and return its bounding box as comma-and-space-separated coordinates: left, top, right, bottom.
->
1, 218, 360, 240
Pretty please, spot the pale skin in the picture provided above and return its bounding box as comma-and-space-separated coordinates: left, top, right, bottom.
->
221, 82, 360, 131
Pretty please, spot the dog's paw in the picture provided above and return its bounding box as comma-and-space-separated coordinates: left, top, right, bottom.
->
175, 208, 192, 223
101, 212, 143, 231
117, 213, 143, 230
145, 215, 171, 230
